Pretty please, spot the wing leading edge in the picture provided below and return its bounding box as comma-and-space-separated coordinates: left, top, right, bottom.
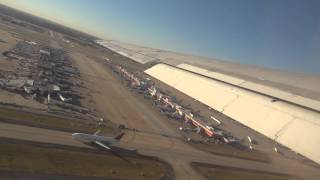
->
94, 141, 111, 150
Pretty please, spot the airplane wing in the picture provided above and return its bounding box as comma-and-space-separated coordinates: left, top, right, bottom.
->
94, 141, 111, 150
94, 140, 131, 163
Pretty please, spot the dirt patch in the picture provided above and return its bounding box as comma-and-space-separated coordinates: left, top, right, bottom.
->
191, 162, 302, 180
191, 142, 270, 163
0, 89, 46, 109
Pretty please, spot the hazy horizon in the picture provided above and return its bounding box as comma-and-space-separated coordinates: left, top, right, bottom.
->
1, 0, 319, 75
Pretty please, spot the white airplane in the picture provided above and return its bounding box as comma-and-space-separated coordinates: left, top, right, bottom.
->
58, 93, 72, 103
72, 130, 125, 150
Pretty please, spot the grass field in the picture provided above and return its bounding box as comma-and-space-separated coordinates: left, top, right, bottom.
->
192, 162, 302, 180
0, 143, 170, 179
0, 107, 100, 133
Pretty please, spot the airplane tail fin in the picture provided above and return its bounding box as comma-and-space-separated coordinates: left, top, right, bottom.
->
114, 132, 125, 140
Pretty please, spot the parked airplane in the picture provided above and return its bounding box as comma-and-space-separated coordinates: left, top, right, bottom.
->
72, 130, 125, 150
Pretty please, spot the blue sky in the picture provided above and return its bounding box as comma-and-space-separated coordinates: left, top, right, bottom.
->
1, 0, 320, 74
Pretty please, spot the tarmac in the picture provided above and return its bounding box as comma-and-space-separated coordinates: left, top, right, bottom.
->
1, 118, 320, 180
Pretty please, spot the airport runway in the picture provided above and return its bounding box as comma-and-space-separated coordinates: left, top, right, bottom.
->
1, 121, 319, 180
0, 122, 87, 148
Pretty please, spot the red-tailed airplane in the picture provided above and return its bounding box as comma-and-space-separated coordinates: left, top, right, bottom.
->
72, 130, 125, 150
